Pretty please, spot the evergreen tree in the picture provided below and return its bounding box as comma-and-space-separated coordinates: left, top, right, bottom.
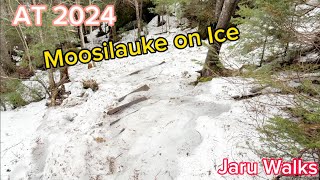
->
236, 0, 320, 168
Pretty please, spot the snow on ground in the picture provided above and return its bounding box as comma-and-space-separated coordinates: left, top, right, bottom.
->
1, 16, 288, 180
1, 101, 47, 178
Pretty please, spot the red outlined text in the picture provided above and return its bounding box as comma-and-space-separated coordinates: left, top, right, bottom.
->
12, 4, 116, 27
217, 158, 319, 176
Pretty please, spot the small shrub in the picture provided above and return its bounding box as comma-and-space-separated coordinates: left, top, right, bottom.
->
1, 79, 44, 109
258, 104, 320, 158
197, 76, 213, 83
94, 137, 106, 143
1, 79, 22, 93
82, 79, 99, 92
6, 91, 27, 108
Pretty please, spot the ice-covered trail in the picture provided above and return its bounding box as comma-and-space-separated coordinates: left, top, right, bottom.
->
2, 19, 266, 180
1, 101, 47, 178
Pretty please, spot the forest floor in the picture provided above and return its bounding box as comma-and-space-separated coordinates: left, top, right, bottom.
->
1, 16, 291, 180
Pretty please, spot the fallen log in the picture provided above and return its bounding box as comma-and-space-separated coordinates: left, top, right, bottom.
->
118, 85, 150, 102
250, 85, 270, 93
110, 109, 139, 126
232, 93, 263, 100
128, 61, 166, 76
107, 97, 148, 115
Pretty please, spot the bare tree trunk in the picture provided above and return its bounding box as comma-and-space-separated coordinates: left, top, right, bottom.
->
88, 0, 93, 34
215, 0, 224, 21
157, 14, 161, 27
75, 0, 86, 48
58, 40, 70, 84
260, 36, 268, 67
216, 0, 239, 32
140, 0, 143, 27
161, 15, 163, 32
111, 0, 118, 41
79, 26, 86, 48
140, 0, 143, 23
48, 69, 58, 106
201, 0, 239, 77
166, 10, 169, 32
59, 67, 69, 93
134, 0, 141, 38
